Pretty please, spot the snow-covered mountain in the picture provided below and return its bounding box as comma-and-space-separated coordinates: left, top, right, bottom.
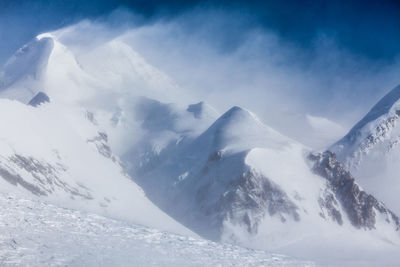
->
330, 84, 400, 214
132, 104, 400, 256
0, 30, 399, 264
0, 97, 195, 235
0, 34, 195, 237
0, 36, 53, 102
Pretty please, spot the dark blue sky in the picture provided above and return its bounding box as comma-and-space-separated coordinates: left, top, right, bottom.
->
1, 0, 400, 64
1, 0, 400, 142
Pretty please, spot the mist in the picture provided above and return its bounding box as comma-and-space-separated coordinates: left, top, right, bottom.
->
0, 2, 400, 264
2, 3, 400, 149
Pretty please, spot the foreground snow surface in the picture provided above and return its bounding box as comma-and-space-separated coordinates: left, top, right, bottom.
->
0, 194, 313, 267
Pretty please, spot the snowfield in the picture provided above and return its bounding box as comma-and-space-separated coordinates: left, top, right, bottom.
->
0, 193, 314, 267
0, 24, 399, 266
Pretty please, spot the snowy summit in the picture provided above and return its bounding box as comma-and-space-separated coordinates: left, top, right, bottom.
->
0, 3, 400, 265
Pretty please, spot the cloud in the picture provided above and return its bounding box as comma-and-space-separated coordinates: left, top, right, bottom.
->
4, 6, 400, 149
305, 114, 346, 150
109, 8, 400, 146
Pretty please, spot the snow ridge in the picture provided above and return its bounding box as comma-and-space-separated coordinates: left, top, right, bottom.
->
134, 104, 400, 253
331, 85, 400, 168
330, 84, 400, 215
0, 30, 399, 264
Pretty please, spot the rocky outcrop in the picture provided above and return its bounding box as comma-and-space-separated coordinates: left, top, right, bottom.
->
0, 154, 92, 199
330, 85, 400, 170
87, 132, 112, 158
334, 109, 400, 169
318, 188, 343, 225
309, 151, 400, 230
216, 171, 300, 234
28, 91, 50, 107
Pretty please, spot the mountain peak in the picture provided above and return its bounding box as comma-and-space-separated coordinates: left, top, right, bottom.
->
222, 105, 248, 116
348, 84, 400, 135
0, 33, 104, 104
36, 32, 56, 41
208, 106, 258, 133
0, 37, 54, 100
331, 84, 400, 155
215, 106, 255, 126
193, 105, 293, 154
330, 84, 400, 214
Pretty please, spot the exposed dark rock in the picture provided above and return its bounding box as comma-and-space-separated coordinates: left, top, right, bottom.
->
86, 111, 98, 125
86, 132, 124, 169
330, 85, 400, 167
208, 151, 223, 162
0, 166, 47, 196
309, 151, 400, 230
0, 154, 93, 200
215, 171, 300, 234
87, 132, 112, 159
28, 92, 50, 107
318, 189, 343, 224
353, 111, 400, 158
187, 102, 205, 119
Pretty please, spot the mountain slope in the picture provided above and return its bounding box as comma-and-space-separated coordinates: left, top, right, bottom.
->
0, 33, 107, 105
0, 96, 191, 236
0, 29, 400, 264
132, 105, 400, 259
0, 193, 313, 267
0, 37, 53, 102
330, 84, 400, 214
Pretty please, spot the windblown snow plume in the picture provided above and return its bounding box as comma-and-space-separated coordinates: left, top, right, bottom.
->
0, 18, 398, 266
